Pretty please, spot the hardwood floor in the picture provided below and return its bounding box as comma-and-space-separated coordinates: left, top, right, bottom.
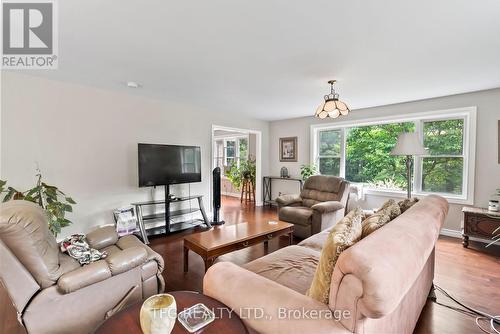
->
1, 196, 499, 333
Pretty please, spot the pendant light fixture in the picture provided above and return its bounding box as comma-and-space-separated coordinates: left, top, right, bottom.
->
315, 80, 350, 119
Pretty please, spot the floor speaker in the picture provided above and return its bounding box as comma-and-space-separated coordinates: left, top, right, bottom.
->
212, 167, 225, 225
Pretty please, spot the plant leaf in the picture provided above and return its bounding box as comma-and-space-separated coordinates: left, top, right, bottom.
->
65, 197, 76, 204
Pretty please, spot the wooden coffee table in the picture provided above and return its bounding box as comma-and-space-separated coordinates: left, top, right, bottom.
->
95, 291, 248, 334
184, 221, 294, 272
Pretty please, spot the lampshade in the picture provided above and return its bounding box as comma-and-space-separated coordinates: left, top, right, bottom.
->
391, 132, 428, 156
314, 80, 350, 119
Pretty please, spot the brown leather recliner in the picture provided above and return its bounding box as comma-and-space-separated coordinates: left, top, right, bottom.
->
0, 200, 165, 334
276, 175, 350, 239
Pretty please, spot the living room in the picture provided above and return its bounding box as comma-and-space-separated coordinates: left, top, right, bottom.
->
1, 1, 499, 334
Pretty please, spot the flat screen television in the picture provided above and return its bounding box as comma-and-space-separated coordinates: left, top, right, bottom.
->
138, 143, 201, 187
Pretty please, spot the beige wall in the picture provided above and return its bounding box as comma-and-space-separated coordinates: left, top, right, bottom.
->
269, 88, 500, 232
1, 72, 269, 238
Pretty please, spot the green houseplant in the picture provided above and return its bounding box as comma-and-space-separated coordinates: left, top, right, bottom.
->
225, 159, 256, 190
300, 164, 317, 181
0, 171, 76, 236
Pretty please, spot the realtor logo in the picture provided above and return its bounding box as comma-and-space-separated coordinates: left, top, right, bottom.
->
2, 0, 58, 69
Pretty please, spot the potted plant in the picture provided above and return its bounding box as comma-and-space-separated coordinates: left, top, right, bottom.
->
0, 171, 76, 236
225, 158, 256, 190
300, 164, 317, 181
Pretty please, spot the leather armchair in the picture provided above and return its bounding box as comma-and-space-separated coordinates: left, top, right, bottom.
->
276, 175, 349, 238
0, 200, 165, 334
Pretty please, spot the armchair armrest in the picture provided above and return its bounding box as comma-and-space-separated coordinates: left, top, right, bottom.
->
57, 261, 111, 294
203, 262, 349, 334
105, 246, 147, 275
86, 225, 118, 249
311, 201, 344, 214
275, 194, 302, 207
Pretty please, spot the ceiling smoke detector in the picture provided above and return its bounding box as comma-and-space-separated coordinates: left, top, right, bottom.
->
126, 81, 141, 88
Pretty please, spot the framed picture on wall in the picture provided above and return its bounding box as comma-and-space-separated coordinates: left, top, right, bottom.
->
280, 137, 298, 162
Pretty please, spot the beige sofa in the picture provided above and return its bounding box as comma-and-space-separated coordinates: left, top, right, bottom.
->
0, 200, 165, 334
277, 175, 350, 239
204, 195, 448, 334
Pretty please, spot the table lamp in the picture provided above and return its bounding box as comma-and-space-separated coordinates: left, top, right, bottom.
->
391, 132, 428, 198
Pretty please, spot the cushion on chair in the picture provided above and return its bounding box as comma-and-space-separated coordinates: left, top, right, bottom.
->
300, 176, 347, 207
105, 247, 147, 275
243, 245, 320, 295
86, 225, 119, 249
275, 194, 302, 206
0, 201, 62, 288
306, 208, 363, 304
311, 201, 344, 214
278, 206, 313, 226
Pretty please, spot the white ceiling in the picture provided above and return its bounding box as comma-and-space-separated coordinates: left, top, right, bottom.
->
22, 0, 500, 120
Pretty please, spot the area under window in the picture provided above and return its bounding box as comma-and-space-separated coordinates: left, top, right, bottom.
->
311, 107, 476, 203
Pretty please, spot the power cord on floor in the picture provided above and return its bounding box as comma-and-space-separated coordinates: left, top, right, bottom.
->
431, 284, 500, 334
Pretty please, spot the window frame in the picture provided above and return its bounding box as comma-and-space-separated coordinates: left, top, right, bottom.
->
212, 134, 249, 168
316, 128, 344, 177
310, 107, 477, 204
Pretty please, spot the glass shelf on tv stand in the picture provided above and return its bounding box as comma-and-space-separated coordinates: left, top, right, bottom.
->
132, 195, 211, 244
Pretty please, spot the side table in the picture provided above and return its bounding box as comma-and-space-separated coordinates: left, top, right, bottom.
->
95, 291, 248, 334
462, 206, 500, 248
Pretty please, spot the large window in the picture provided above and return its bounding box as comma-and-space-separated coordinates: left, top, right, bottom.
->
318, 129, 341, 176
346, 122, 415, 190
421, 119, 464, 195
312, 108, 476, 203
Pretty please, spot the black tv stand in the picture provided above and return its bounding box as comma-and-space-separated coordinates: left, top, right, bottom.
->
132, 185, 211, 244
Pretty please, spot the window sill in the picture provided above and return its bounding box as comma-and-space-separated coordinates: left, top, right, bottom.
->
362, 187, 473, 205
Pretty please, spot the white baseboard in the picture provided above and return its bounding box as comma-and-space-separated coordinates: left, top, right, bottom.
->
440, 228, 493, 244
440, 228, 461, 238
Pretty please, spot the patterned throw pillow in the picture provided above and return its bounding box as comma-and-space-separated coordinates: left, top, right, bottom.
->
307, 208, 363, 304
361, 212, 391, 238
398, 197, 419, 213
360, 199, 400, 238
379, 199, 401, 219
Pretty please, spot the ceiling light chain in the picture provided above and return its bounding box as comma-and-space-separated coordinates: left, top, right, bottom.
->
315, 79, 350, 119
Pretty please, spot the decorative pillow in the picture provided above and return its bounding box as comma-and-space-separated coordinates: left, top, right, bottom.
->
379, 199, 401, 220
307, 208, 363, 304
398, 197, 419, 213
361, 212, 391, 238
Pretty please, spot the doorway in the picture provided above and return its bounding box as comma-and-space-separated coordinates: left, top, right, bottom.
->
211, 125, 262, 211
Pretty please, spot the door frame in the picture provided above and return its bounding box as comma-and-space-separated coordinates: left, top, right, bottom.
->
211, 125, 263, 207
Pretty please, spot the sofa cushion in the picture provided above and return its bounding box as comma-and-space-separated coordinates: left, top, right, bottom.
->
243, 245, 320, 295
306, 208, 363, 304
278, 206, 313, 226
297, 228, 332, 252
